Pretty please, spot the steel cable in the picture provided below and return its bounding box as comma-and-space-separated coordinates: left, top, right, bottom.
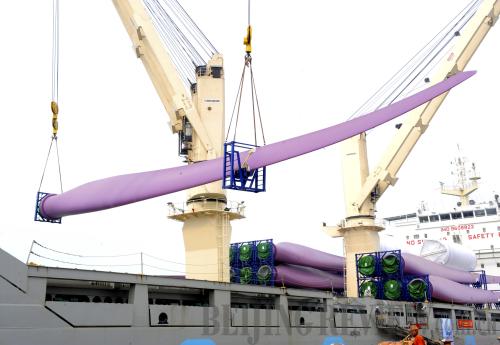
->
51, 0, 59, 103
145, 0, 197, 85
348, 0, 481, 120
167, 0, 218, 54
143, 0, 218, 89
33, 240, 141, 258
30, 252, 141, 267
156, 0, 212, 59
38, 0, 64, 194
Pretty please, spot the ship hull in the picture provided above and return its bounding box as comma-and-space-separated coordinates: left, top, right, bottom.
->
1, 248, 499, 345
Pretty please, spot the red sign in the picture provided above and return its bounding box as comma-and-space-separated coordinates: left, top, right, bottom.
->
457, 319, 474, 329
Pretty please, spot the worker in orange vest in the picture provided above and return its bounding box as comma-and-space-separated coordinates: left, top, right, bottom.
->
377, 324, 427, 345
409, 324, 426, 345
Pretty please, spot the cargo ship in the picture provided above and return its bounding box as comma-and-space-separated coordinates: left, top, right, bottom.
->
2, 243, 500, 345
1, 0, 500, 344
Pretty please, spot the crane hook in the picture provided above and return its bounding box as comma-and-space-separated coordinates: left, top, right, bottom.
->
243, 25, 252, 54
51, 101, 59, 138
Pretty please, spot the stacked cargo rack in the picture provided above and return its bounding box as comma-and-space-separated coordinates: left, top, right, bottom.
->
356, 250, 432, 302
356, 251, 381, 299
403, 275, 432, 302
230, 239, 275, 286
379, 250, 404, 301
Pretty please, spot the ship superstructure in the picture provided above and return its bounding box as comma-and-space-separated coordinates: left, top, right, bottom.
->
383, 156, 500, 276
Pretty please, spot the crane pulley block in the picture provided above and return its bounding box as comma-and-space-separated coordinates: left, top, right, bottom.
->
243, 25, 252, 54
223, 141, 266, 193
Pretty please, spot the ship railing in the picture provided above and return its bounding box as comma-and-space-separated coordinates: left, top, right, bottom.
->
375, 313, 400, 328
440, 181, 478, 194
473, 248, 500, 259
167, 199, 246, 217
381, 214, 418, 225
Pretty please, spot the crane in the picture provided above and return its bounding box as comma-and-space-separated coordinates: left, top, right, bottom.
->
35, 0, 476, 285
112, 0, 241, 282
323, 0, 500, 297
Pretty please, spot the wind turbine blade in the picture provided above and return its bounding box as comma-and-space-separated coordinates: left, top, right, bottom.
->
40, 71, 475, 220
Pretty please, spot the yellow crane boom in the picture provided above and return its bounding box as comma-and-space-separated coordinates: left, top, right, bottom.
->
325, 0, 500, 297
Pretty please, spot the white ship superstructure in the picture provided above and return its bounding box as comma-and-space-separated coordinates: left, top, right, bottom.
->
383, 156, 500, 277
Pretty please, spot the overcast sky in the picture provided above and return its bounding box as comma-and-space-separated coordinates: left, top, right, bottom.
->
0, 0, 498, 274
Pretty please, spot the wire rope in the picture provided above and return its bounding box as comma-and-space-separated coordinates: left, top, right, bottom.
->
32, 241, 230, 267
250, 63, 266, 145
145, 0, 198, 85
143, 0, 219, 89
225, 0, 266, 146
144, 264, 229, 275
230, 63, 247, 142
38, 0, 64, 194
168, 0, 218, 54
37, 139, 55, 192
145, 1, 195, 85
51, 0, 59, 103
250, 63, 257, 146
347, 0, 480, 120
54, 138, 63, 193
143, 253, 226, 266
30, 252, 141, 267
33, 240, 141, 258
248, 0, 251, 27
154, 0, 205, 65
156, 0, 212, 59
382, 1, 479, 108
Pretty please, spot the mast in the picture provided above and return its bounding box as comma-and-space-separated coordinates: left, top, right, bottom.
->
441, 156, 481, 206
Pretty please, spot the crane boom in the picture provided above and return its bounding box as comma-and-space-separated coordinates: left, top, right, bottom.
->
324, 0, 500, 298
112, 0, 230, 282
112, 0, 218, 157
355, 0, 500, 210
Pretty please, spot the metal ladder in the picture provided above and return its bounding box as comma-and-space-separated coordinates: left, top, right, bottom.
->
216, 212, 230, 282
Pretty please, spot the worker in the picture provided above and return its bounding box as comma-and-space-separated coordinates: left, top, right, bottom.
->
376, 325, 426, 345
409, 324, 426, 345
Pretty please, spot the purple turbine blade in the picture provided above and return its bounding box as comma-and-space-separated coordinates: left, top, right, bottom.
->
486, 275, 500, 284
274, 242, 478, 284
274, 264, 345, 289
402, 253, 477, 284
273, 264, 498, 304
429, 275, 499, 304
274, 242, 345, 272
271, 242, 498, 303
40, 71, 475, 219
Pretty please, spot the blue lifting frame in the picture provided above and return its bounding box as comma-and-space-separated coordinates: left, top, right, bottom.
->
470, 270, 488, 290
34, 191, 61, 224
223, 141, 266, 193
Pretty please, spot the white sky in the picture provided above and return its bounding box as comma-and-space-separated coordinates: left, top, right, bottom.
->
0, 0, 499, 274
